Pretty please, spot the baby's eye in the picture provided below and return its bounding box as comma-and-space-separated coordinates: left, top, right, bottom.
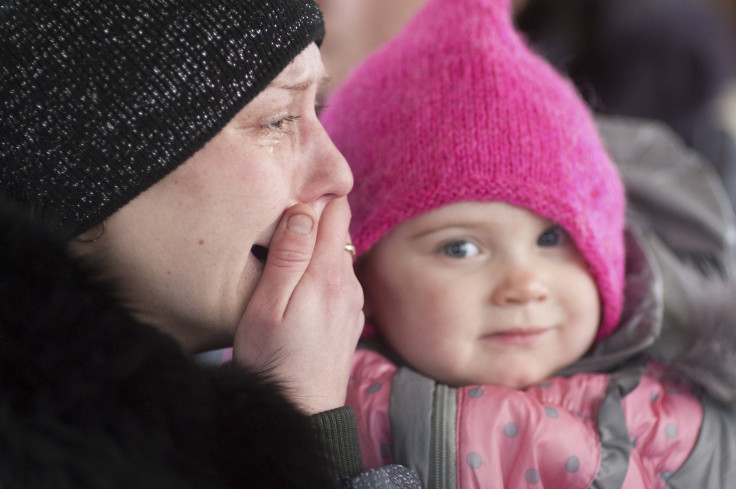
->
440, 240, 480, 259
537, 226, 569, 247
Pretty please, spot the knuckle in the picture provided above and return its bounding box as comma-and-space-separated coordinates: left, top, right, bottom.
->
244, 291, 285, 325
324, 272, 364, 312
349, 279, 364, 310
259, 311, 282, 331
322, 274, 343, 296
268, 245, 311, 270
247, 303, 282, 331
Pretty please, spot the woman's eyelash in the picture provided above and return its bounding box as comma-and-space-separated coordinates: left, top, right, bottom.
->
265, 114, 301, 131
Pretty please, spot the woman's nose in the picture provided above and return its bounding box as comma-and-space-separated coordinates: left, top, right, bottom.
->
297, 122, 354, 206
490, 264, 549, 307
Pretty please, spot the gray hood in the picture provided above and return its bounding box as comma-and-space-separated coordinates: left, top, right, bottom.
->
560, 115, 736, 403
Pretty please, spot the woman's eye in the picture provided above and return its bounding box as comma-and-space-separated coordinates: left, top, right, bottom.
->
265, 114, 300, 131
538, 226, 569, 247
440, 240, 480, 259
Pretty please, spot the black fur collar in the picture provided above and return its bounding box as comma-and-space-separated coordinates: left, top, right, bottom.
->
0, 200, 335, 488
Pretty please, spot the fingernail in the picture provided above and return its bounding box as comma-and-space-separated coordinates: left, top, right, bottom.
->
287, 213, 313, 235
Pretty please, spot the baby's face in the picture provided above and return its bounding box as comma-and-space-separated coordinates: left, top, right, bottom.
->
359, 201, 600, 389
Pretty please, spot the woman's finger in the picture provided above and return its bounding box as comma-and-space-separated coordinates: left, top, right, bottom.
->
249, 203, 317, 318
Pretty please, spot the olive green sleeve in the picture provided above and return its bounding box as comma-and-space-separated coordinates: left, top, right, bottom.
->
312, 406, 364, 479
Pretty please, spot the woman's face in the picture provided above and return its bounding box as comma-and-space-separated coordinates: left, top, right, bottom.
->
84, 43, 352, 351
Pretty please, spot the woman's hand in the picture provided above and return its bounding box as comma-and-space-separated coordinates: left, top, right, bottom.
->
233, 198, 364, 414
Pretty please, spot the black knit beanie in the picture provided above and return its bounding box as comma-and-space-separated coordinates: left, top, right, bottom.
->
0, 0, 325, 233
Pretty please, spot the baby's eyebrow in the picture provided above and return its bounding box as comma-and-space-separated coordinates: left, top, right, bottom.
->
410, 222, 487, 239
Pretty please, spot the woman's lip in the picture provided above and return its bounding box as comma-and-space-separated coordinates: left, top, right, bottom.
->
482, 328, 548, 345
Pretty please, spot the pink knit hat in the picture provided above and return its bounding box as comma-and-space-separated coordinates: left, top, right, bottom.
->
321, 0, 625, 339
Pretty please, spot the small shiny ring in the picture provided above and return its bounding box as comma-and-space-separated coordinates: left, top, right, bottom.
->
344, 243, 356, 257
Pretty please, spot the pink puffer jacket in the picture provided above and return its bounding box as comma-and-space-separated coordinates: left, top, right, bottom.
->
348, 348, 702, 488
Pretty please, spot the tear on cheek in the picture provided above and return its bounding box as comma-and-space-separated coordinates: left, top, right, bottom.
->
251, 245, 269, 264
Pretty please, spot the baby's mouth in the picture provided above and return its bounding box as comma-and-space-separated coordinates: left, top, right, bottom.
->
251, 245, 269, 264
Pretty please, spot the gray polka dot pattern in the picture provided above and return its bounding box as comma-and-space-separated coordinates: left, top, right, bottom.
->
544, 406, 559, 419
660, 470, 673, 481
504, 422, 519, 438
466, 452, 483, 469
367, 382, 382, 394
525, 468, 541, 483
566, 456, 580, 473
468, 387, 484, 398
665, 424, 678, 438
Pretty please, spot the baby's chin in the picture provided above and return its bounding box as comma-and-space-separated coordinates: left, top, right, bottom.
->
436, 369, 549, 390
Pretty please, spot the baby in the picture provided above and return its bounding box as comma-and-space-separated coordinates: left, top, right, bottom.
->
321, 0, 736, 487
325, 0, 624, 390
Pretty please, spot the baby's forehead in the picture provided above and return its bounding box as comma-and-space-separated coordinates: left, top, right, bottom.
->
400, 200, 558, 233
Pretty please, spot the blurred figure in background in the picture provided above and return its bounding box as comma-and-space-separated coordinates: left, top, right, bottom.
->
315, 0, 528, 97
315, 0, 428, 96
516, 0, 736, 206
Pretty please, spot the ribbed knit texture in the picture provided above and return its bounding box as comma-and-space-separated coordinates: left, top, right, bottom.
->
321, 0, 625, 339
311, 407, 364, 479
0, 0, 324, 233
